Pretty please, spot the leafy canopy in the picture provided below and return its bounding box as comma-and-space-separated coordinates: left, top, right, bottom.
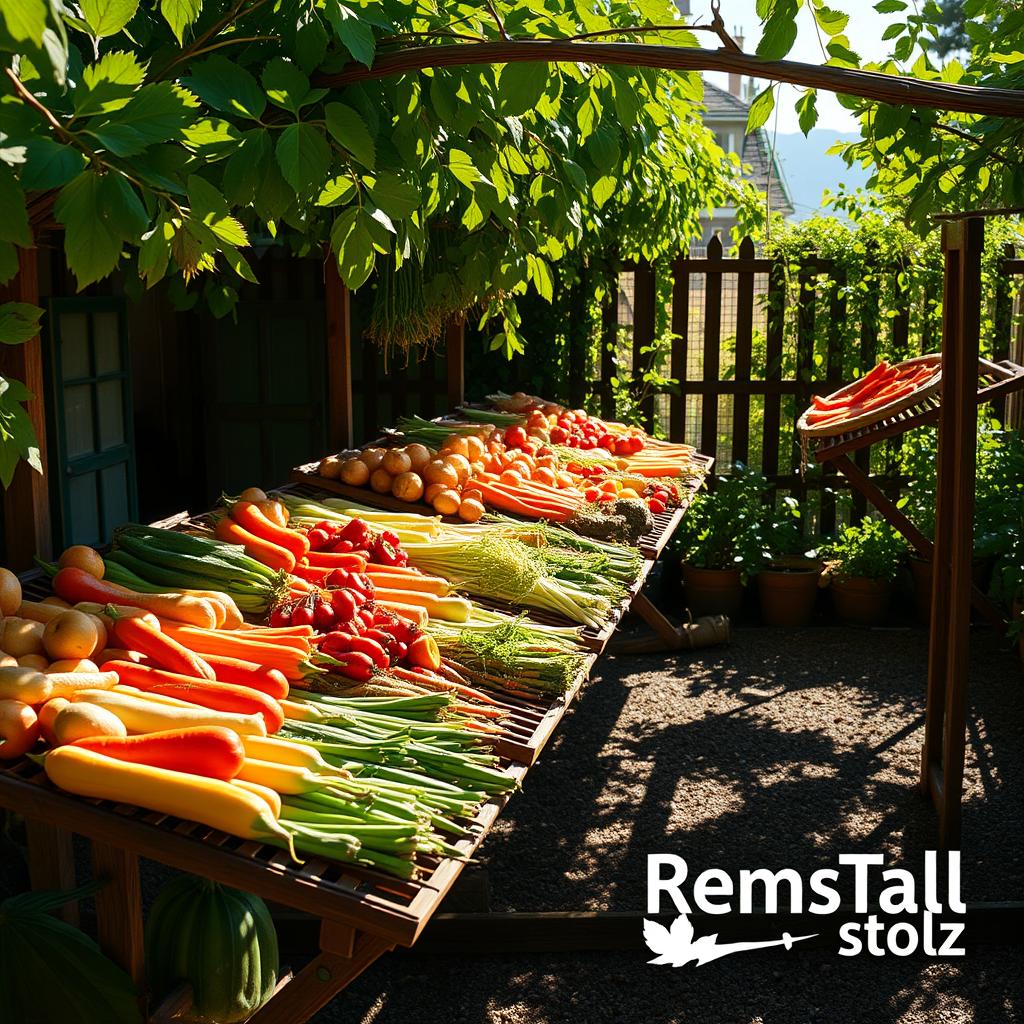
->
0, 0, 748, 356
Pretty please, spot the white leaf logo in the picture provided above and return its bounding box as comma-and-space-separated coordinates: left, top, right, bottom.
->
644, 914, 817, 967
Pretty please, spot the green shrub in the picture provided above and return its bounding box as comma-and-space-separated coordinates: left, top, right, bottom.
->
822, 518, 905, 582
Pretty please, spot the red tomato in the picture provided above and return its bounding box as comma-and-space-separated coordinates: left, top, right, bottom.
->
290, 604, 314, 626
648, 498, 667, 514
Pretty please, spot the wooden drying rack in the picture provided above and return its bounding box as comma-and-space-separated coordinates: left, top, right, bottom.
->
806, 356, 1024, 629
1, 445, 706, 1021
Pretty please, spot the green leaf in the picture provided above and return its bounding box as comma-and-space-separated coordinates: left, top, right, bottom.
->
325, 3, 375, 67
0, 242, 17, 283
592, 174, 617, 207
0, 165, 32, 247
0, 302, 42, 345
75, 50, 145, 117
872, 102, 910, 139
882, 22, 905, 40
187, 174, 248, 247
0, 373, 42, 487
185, 55, 265, 121
181, 117, 242, 156
874, 0, 906, 11
88, 82, 195, 156
497, 62, 548, 117
19, 138, 85, 192
796, 90, 818, 136
275, 123, 330, 195
367, 171, 418, 218
757, 0, 798, 60
160, 0, 202, 43
295, 11, 328, 72
330, 206, 375, 289
449, 149, 483, 188
0, 0, 47, 46
317, 176, 356, 207
54, 171, 124, 288
99, 174, 149, 238
746, 87, 776, 132
137, 214, 173, 287
324, 102, 375, 169
80, 0, 138, 37
222, 130, 271, 206
262, 57, 311, 114
812, 3, 848, 36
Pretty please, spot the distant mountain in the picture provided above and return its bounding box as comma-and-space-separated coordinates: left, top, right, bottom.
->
770, 130, 870, 220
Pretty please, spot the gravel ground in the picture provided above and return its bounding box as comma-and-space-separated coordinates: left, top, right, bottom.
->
312, 625, 1023, 1024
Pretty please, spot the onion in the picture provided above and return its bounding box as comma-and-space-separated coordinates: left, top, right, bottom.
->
359, 447, 386, 470
465, 436, 485, 461
392, 471, 425, 503
382, 449, 412, 475
443, 435, 470, 458
423, 460, 459, 488
424, 482, 446, 504
432, 489, 461, 516
404, 443, 432, 472
458, 498, 485, 523
370, 468, 393, 493
339, 458, 370, 486
443, 453, 471, 484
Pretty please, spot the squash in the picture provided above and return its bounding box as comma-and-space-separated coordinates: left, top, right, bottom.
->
0, 882, 142, 1024
145, 875, 278, 1023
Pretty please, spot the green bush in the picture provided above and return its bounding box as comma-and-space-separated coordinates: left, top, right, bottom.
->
822, 518, 905, 582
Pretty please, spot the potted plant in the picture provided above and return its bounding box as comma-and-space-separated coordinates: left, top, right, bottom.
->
675, 464, 772, 617
756, 496, 824, 627
822, 518, 905, 626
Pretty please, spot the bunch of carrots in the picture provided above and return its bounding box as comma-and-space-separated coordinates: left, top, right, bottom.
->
804, 359, 939, 428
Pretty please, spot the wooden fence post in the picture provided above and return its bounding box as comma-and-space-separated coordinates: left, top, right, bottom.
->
600, 283, 617, 420
0, 246, 51, 568
324, 260, 353, 451
566, 275, 588, 410
731, 237, 755, 467
991, 242, 1016, 424
700, 237, 723, 468
632, 259, 656, 433
446, 318, 465, 409
762, 257, 786, 483
920, 216, 984, 850
669, 250, 689, 444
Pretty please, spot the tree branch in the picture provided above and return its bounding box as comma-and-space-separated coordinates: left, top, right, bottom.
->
312, 41, 1024, 118
4, 68, 99, 163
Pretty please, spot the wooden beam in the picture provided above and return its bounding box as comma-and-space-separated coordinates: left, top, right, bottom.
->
324, 259, 353, 451
445, 318, 464, 409
0, 246, 51, 568
24, 820, 78, 926
91, 841, 146, 990
921, 217, 984, 849
316, 41, 1024, 117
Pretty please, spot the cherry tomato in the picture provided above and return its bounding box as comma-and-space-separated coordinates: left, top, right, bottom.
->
330, 538, 355, 553
307, 528, 331, 551
290, 604, 314, 626
313, 601, 337, 632
268, 604, 292, 627
648, 498, 667, 514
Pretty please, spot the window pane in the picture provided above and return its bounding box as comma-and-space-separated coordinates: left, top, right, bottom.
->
64, 384, 95, 457
97, 379, 125, 449
60, 313, 90, 380
68, 472, 100, 546
101, 462, 130, 540
94, 312, 122, 375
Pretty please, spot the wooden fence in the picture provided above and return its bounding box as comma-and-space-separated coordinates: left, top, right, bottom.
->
577, 235, 1024, 533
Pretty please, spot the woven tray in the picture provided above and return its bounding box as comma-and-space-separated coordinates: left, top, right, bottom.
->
797, 354, 942, 439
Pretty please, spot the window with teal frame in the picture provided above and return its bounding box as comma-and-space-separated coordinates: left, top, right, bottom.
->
45, 297, 138, 548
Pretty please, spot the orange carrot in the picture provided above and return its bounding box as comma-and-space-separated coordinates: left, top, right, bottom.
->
231, 501, 309, 561
214, 517, 296, 572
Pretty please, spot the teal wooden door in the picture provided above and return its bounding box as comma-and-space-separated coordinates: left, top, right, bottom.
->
45, 298, 137, 547
201, 296, 327, 497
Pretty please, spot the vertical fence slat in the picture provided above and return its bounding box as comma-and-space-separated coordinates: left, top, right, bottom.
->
601, 287, 617, 420
792, 261, 816, 507
852, 247, 879, 520
567, 277, 588, 410
633, 259, 657, 433
701, 236, 723, 466
419, 347, 437, 419
732, 237, 755, 466
762, 259, 786, 484
670, 252, 689, 444
820, 267, 847, 535
990, 243, 1016, 424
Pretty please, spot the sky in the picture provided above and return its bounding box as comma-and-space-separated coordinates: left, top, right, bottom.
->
688, 0, 893, 134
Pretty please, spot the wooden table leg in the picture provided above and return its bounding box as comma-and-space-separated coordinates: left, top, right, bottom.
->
609, 592, 731, 654
91, 840, 145, 990
24, 819, 79, 926
245, 921, 392, 1024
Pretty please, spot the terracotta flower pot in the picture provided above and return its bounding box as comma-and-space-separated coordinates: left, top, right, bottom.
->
831, 575, 892, 627
758, 561, 822, 627
681, 564, 744, 617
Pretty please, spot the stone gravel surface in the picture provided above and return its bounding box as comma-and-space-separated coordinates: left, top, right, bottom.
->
312, 625, 1022, 1024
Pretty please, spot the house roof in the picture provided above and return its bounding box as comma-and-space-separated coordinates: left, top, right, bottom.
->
701, 81, 794, 218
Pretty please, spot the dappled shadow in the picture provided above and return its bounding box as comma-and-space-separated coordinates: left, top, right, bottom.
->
309, 626, 1023, 1024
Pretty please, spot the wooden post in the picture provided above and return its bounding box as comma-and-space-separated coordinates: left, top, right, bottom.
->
0, 246, 51, 568
91, 840, 145, 989
445, 318, 464, 409
600, 281, 618, 421
732, 237, 756, 466
669, 251, 690, 444
700, 238, 722, 467
324, 260, 353, 451
24, 820, 78, 926
762, 258, 785, 482
920, 217, 984, 849
632, 259, 656, 433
